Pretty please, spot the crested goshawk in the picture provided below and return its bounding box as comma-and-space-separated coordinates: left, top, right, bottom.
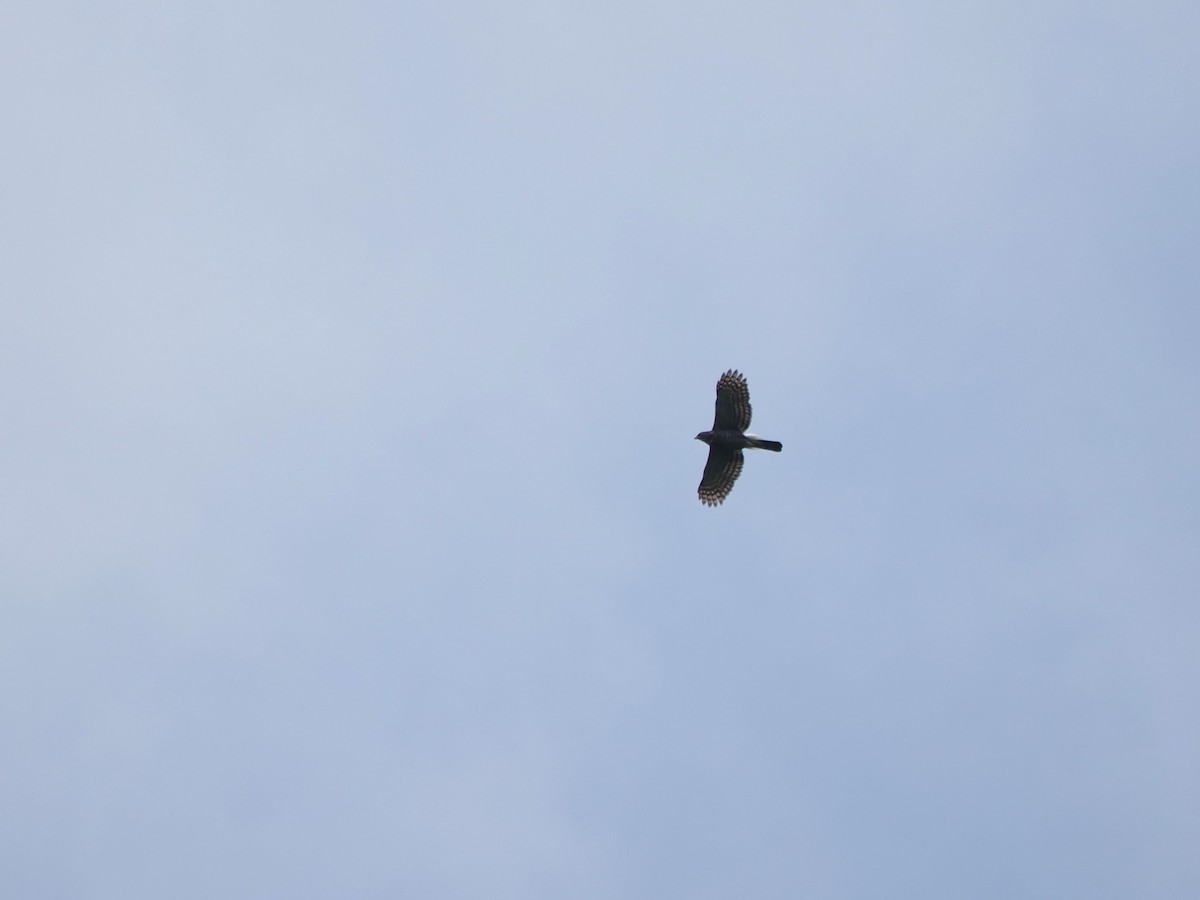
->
695, 369, 782, 507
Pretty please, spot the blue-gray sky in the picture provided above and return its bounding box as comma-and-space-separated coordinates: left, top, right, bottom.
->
3, 3, 1198, 897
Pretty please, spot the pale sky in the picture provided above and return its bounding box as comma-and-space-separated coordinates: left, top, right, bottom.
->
3, 3, 1199, 898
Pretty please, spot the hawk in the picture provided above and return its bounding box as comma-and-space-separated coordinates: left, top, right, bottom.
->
695, 369, 782, 506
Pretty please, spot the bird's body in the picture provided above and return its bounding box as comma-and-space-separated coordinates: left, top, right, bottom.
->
695, 429, 783, 452
695, 370, 781, 506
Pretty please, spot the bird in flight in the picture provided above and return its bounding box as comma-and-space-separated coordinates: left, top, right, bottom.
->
695, 369, 782, 506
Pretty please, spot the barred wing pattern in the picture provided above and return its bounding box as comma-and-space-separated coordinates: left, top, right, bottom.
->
713, 369, 752, 432
698, 446, 744, 507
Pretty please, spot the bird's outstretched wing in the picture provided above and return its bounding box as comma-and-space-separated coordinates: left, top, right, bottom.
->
712, 369, 752, 432
698, 446, 744, 507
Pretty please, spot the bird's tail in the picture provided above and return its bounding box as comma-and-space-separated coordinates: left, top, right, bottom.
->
749, 438, 783, 452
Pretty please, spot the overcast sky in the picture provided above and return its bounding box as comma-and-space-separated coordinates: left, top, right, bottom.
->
3, 2, 1198, 898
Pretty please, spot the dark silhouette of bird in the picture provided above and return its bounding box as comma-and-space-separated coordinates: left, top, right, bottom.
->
695, 369, 782, 506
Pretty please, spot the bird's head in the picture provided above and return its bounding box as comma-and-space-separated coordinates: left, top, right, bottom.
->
695, 431, 713, 444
